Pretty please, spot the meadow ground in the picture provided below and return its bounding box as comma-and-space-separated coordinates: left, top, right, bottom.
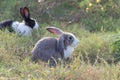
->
0, 23, 120, 80
0, 0, 120, 80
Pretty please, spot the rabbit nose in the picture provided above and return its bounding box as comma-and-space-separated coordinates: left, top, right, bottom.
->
75, 38, 79, 44
77, 38, 79, 43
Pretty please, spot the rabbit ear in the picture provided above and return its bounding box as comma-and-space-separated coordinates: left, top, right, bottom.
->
23, 7, 30, 18
20, 7, 30, 19
46, 27, 64, 35
20, 8, 24, 17
57, 36, 65, 58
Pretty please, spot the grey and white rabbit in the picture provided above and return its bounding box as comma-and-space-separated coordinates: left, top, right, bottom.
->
31, 27, 79, 66
0, 7, 39, 36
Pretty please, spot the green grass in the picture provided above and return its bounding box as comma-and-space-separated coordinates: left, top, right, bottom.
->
0, 0, 120, 80
0, 23, 120, 80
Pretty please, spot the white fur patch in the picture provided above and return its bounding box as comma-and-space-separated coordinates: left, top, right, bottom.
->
72, 36, 79, 47
11, 20, 39, 36
64, 46, 74, 59
33, 19, 39, 30
63, 33, 79, 59
12, 21, 32, 36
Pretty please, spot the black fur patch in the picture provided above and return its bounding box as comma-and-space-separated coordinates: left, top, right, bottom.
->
0, 20, 14, 32
25, 18, 35, 29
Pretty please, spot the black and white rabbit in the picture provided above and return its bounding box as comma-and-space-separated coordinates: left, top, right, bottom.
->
0, 7, 39, 36
31, 27, 79, 66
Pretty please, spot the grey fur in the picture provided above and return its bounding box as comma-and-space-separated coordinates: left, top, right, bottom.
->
31, 27, 79, 66
57, 35, 65, 58
31, 37, 62, 66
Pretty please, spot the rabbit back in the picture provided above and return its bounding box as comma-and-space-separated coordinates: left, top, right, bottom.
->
31, 37, 62, 63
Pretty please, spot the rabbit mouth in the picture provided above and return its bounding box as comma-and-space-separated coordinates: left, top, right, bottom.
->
71, 38, 79, 47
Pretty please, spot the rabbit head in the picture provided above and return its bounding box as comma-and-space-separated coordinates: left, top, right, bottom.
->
20, 7, 38, 29
46, 27, 79, 59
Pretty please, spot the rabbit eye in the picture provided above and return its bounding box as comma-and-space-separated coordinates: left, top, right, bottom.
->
68, 36, 72, 40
